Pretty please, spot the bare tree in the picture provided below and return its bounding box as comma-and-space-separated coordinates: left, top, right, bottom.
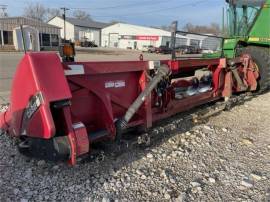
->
23, 2, 47, 21
46, 8, 61, 21
72, 10, 91, 20
159, 25, 171, 31
109, 20, 126, 25
183, 23, 194, 32
183, 23, 221, 35
0, 12, 8, 18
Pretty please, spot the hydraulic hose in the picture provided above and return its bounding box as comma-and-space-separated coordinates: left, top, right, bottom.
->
116, 64, 170, 140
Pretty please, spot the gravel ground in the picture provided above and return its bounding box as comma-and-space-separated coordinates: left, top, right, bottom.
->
0, 92, 270, 202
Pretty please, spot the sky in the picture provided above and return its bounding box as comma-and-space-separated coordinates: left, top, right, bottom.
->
0, 0, 226, 28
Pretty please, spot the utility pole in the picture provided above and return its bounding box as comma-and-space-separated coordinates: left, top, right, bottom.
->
222, 7, 225, 36
0, 5, 8, 18
0, 5, 7, 47
170, 21, 178, 60
60, 7, 69, 41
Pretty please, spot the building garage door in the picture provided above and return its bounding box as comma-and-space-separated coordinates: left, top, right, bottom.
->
109, 33, 119, 48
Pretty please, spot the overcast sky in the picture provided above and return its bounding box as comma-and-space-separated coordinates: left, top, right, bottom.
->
1, 0, 226, 28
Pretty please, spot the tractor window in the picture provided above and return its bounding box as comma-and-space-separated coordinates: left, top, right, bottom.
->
228, 2, 262, 36
236, 7, 260, 35
247, 7, 259, 25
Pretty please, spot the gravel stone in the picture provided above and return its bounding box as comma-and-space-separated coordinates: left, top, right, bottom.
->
190, 181, 201, 187
203, 125, 212, 131
241, 138, 254, 146
146, 153, 153, 158
164, 193, 171, 200
208, 177, 216, 183
250, 173, 262, 181
37, 160, 45, 167
52, 165, 59, 170
136, 169, 143, 175
102, 197, 110, 202
241, 179, 253, 188
1, 92, 270, 201
13, 189, 20, 195
141, 175, 147, 180
222, 128, 228, 132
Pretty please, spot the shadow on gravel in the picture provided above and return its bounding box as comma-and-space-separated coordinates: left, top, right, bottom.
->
77, 93, 258, 172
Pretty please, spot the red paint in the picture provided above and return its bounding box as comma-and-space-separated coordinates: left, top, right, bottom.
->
73, 123, 89, 156
135, 35, 159, 41
5, 53, 71, 138
0, 52, 260, 165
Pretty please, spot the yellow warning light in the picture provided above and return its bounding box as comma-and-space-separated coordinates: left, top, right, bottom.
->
63, 44, 75, 57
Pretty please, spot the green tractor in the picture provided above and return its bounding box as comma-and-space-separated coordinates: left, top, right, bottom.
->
221, 0, 270, 91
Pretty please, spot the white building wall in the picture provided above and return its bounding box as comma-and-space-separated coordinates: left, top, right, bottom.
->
186, 34, 207, 48
13, 26, 40, 51
118, 38, 160, 49
102, 23, 191, 50
102, 23, 173, 50
185, 34, 221, 50
48, 17, 75, 41
74, 26, 101, 45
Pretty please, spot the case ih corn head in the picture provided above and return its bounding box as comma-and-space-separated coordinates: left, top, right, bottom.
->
0, 49, 265, 165
0, 0, 269, 165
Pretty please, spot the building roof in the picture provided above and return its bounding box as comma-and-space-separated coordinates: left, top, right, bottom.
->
102, 22, 176, 37
54, 16, 109, 29
0, 17, 61, 29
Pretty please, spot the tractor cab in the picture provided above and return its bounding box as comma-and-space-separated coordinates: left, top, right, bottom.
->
226, 0, 266, 37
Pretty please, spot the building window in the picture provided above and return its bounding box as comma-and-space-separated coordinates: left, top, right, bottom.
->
41, 33, 50, 46
51, 34, 59, 47
3, 31, 13, 45
39, 33, 42, 45
190, 39, 200, 48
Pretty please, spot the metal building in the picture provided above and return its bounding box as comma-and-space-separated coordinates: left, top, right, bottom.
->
48, 16, 109, 46
101, 23, 222, 51
102, 23, 189, 50
184, 33, 222, 51
0, 17, 61, 51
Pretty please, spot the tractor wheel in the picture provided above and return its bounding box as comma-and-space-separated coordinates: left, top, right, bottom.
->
238, 46, 270, 93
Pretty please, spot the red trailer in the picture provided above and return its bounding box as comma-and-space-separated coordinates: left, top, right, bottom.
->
0, 51, 259, 165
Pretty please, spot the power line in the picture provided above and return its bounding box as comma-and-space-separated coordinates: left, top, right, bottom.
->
69, 0, 171, 10
90, 0, 212, 18
60, 7, 70, 40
